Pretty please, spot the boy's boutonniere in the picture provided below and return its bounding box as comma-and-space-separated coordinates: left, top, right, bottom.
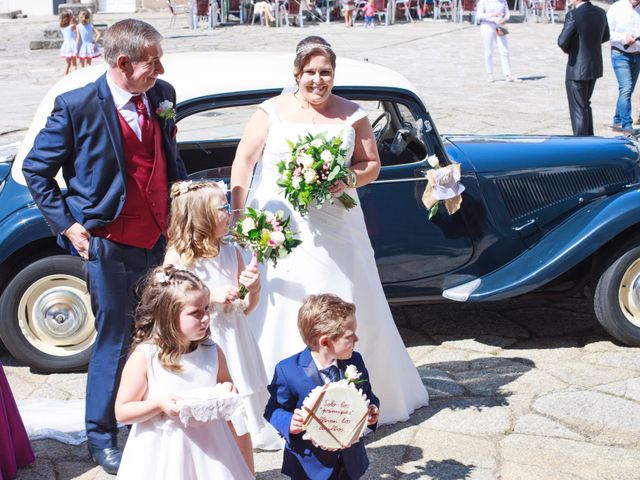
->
156, 100, 176, 125
344, 364, 367, 385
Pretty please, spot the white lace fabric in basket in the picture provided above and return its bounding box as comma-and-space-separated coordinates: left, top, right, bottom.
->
177, 386, 246, 428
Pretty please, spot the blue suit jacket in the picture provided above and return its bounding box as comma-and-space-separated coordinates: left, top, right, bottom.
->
264, 348, 380, 480
22, 73, 187, 250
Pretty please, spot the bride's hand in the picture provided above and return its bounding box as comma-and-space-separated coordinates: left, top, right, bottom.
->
239, 266, 260, 293
329, 180, 348, 196
210, 285, 239, 304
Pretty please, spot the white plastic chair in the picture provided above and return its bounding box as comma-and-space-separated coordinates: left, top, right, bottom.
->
166, 0, 193, 28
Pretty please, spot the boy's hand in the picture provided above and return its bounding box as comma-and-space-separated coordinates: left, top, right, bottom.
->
239, 266, 260, 293
367, 405, 379, 425
156, 394, 182, 417
289, 408, 306, 434
210, 285, 239, 304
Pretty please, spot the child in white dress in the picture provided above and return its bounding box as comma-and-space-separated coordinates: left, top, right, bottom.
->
76, 8, 101, 67
164, 180, 271, 457
115, 266, 254, 479
58, 10, 78, 75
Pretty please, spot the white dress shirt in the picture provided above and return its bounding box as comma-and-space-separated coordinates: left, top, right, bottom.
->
106, 73, 152, 141
607, 0, 640, 53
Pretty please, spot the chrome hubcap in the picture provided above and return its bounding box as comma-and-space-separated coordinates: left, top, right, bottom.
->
619, 258, 640, 329
17, 274, 95, 356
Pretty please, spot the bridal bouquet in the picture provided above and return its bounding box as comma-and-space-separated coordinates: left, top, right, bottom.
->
232, 208, 302, 297
277, 132, 357, 216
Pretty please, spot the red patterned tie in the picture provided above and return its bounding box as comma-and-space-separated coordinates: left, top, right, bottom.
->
131, 94, 152, 142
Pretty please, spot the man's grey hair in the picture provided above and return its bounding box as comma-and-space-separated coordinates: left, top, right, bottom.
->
103, 19, 163, 67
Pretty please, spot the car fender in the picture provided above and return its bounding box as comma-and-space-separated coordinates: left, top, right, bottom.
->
0, 204, 55, 265
443, 188, 640, 302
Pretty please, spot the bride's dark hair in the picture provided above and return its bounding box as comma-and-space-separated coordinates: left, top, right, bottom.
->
293, 36, 336, 82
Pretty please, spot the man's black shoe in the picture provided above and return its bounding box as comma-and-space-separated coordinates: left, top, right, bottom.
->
89, 446, 121, 475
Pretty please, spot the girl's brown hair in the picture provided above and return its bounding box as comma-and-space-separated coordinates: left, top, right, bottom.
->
167, 181, 227, 265
293, 36, 336, 83
132, 265, 210, 372
59, 10, 72, 28
78, 8, 92, 24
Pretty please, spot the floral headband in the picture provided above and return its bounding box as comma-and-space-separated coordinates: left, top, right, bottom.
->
172, 180, 228, 197
295, 43, 333, 56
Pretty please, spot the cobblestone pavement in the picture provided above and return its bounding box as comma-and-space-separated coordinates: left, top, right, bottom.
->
1, 7, 640, 480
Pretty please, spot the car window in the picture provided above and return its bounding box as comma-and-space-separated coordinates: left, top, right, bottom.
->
357, 100, 387, 124
177, 104, 256, 142
396, 103, 418, 123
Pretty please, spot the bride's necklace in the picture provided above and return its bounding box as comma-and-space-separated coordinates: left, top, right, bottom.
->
293, 91, 326, 124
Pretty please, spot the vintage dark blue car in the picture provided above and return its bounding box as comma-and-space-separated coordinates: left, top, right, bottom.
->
1, 52, 639, 371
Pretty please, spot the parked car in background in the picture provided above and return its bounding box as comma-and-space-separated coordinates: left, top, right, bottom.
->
1, 52, 640, 372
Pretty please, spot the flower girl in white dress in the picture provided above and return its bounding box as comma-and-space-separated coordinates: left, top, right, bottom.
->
115, 266, 254, 479
164, 180, 270, 458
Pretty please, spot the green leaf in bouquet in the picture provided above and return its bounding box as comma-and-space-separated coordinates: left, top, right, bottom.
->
312, 160, 324, 170
249, 229, 260, 240
327, 166, 342, 182
286, 138, 295, 150
428, 202, 439, 220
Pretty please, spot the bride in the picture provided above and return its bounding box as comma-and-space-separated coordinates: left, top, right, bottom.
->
230, 35, 429, 447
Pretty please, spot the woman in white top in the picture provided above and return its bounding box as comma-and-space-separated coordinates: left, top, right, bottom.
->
476, 0, 521, 82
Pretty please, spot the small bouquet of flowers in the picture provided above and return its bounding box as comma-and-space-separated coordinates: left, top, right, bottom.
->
277, 132, 357, 216
232, 207, 302, 297
421, 154, 465, 220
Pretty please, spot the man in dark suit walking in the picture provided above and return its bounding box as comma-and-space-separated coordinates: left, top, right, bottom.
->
22, 19, 186, 474
558, 0, 609, 136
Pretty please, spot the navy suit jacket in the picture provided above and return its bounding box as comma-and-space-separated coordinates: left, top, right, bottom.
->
264, 348, 380, 480
557, 1, 609, 80
22, 73, 187, 249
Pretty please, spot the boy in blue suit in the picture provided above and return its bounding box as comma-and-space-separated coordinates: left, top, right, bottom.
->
264, 294, 380, 479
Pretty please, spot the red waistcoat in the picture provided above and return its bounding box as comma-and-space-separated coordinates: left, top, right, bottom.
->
92, 111, 169, 249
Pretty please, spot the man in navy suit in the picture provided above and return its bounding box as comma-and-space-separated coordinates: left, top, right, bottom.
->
265, 294, 380, 480
22, 19, 186, 474
558, 0, 609, 135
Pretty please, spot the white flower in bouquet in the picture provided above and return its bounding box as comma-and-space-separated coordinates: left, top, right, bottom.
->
298, 153, 314, 168
320, 150, 333, 163
303, 169, 318, 184
241, 217, 256, 235
292, 176, 303, 189
270, 230, 286, 246
265, 211, 275, 223
427, 154, 440, 168
311, 138, 323, 148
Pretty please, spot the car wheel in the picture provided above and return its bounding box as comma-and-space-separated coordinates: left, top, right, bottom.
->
0, 255, 95, 371
594, 241, 640, 346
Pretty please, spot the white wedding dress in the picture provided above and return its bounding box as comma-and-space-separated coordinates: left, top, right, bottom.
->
246, 99, 429, 448
117, 341, 253, 479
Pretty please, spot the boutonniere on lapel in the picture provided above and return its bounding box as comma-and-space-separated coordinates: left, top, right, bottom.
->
344, 365, 367, 385
156, 100, 176, 126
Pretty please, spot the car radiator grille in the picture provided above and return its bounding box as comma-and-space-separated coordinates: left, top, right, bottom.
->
493, 166, 629, 220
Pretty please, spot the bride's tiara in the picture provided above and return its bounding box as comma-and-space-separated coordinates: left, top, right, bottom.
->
295, 43, 333, 56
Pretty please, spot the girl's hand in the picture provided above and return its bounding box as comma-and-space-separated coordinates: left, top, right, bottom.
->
367, 404, 379, 425
219, 381, 237, 393
290, 408, 306, 434
239, 266, 260, 293
210, 285, 239, 304
156, 394, 182, 417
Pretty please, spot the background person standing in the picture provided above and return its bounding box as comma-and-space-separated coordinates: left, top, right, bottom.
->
607, 0, 640, 132
557, 0, 609, 136
22, 19, 186, 475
